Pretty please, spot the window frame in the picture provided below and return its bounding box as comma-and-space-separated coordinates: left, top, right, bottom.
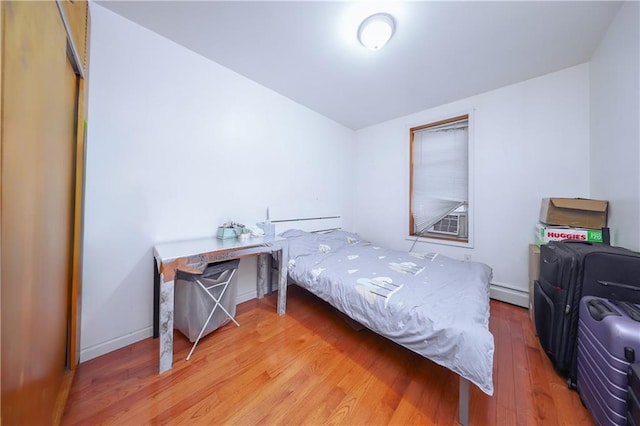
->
408, 112, 474, 248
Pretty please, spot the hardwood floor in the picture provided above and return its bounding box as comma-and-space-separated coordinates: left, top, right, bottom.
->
62, 285, 593, 425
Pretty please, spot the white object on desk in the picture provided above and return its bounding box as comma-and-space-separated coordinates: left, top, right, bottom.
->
256, 221, 275, 237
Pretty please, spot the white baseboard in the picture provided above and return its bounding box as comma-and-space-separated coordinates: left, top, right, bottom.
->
80, 291, 260, 363
80, 326, 153, 363
237, 289, 258, 304
490, 283, 529, 308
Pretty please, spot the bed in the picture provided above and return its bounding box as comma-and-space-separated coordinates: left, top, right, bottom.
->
279, 228, 494, 424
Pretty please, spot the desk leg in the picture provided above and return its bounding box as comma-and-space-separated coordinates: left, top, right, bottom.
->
158, 276, 174, 373
153, 258, 160, 338
277, 248, 288, 315
257, 254, 269, 298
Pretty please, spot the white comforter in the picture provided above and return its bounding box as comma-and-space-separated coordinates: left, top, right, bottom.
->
282, 229, 495, 395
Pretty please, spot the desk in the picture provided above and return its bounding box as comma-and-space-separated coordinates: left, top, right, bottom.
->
153, 236, 287, 373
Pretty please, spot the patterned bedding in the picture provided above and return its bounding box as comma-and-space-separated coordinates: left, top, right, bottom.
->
281, 229, 495, 395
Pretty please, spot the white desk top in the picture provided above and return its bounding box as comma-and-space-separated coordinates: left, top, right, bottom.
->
153, 235, 285, 263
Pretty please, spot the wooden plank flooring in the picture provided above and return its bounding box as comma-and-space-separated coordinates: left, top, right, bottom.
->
62, 285, 594, 425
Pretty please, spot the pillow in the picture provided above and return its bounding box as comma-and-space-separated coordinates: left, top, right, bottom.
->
278, 229, 310, 239
280, 229, 364, 259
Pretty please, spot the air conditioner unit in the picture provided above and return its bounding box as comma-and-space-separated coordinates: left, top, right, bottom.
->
428, 213, 467, 237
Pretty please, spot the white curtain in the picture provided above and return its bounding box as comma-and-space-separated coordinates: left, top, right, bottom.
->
412, 119, 468, 234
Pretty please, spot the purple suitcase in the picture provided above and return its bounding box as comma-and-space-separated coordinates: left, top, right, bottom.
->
577, 296, 640, 425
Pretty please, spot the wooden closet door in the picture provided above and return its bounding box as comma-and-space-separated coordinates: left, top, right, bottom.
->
1, 1, 78, 424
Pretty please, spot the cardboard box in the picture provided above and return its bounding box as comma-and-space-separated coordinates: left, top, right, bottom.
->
535, 223, 604, 245
539, 197, 608, 229
528, 244, 540, 336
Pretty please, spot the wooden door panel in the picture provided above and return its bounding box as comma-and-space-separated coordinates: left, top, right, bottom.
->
1, 1, 77, 424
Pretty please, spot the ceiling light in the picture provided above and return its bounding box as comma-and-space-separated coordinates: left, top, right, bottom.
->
357, 13, 395, 50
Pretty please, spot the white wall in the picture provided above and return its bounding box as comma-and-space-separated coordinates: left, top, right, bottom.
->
82, 2, 639, 362
352, 65, 591, 306
589, 1, 640, 250
81, 4, 354, 361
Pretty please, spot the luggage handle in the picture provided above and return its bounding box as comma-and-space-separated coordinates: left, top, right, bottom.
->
597, 280, 640, 292
562, 240, 594, 245
609, 299, 640, 322
587, 298, 620, 321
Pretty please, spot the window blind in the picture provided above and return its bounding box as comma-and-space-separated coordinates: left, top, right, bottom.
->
412, 118, 468, 235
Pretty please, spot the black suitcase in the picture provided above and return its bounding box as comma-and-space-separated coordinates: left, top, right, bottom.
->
629, 363, 640, 426
581, 251, 640, 303
534, 240, 640, 378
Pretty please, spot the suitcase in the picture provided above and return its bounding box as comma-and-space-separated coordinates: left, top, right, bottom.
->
581, 250, 640, 303
576, 296, 640, 426
534, 240, 640, 378
629, 363, 640, 426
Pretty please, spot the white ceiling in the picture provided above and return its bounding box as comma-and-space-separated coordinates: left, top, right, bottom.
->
96, 1, 623, 130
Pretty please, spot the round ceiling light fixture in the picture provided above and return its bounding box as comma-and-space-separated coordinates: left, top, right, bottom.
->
357, 13, 395, 50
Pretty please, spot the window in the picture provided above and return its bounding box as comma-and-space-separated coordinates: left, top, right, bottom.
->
410, 114, 470, 244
